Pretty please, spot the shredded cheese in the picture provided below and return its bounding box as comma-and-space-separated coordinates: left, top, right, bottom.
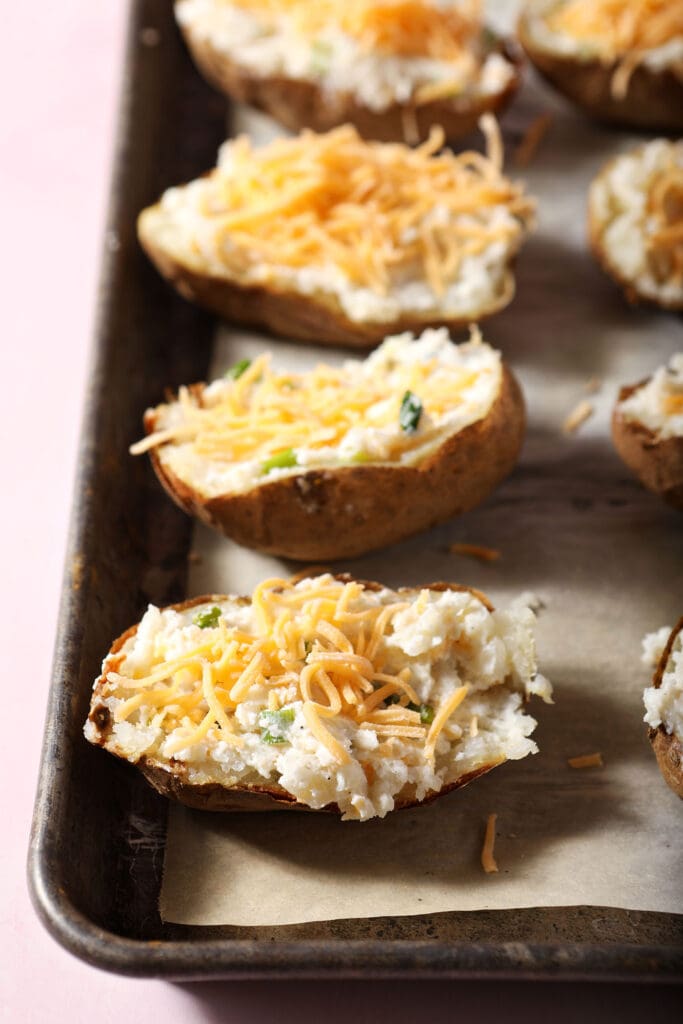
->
131, 327, 501, 470
481, 812, 499, 873
102, 575, 478, 766
228, 0, 483, 63
562, 399, 594, 435
448, 542, 501, 562
513, 112, 552, 169
165, 122, 533, 300
545, 0, 683, 99
568, 752, 604, 769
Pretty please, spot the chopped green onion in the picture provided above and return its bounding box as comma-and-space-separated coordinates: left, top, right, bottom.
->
226, 357, 251, 380
261, 448, 298, 474
259, 708, 295, 744
407, 702, 435, 725
399, 391, 422, 433
193, 605, 222, 629
350, 450, 371, 464
310, 39, 333, 74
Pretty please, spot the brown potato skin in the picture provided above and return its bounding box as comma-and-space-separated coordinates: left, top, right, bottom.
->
612, 383, 683, 511
648, 618, 683, 799
588, 163, 683, 313
147, 365, 525, 561
86, 582, 504, 815
179, 20, 521, 143
518, 9, 683, 133
137, 206, 517, 348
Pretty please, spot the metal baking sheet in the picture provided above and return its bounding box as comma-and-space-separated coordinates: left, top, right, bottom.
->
28, 0, 683, 979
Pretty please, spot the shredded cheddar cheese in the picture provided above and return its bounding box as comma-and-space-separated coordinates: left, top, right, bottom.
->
448, 542, 501, 562
513, 112, 552, 169
179, 121, 532, 299
131, 328, 500, 469
562, 398, 594, 435
568, 752, 603, 769
545, 0, 683, 98
481, 812, 499, 873
102, 576, 476, 766
229, 0, 482, 62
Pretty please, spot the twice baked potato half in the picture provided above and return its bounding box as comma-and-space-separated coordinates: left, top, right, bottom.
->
137, 121, 535, 347
131, 327, 526, 560
589, 140, 683, 312
612, 354, 683, 510
518, 0, 683, 133
643, 620, 683, 799
175, 0, 521, 143
84, 573, 552, 821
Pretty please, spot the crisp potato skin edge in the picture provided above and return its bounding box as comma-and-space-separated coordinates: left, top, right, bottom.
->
179, 20, 521, 143
611, 385, 683, 511
649, 618, 683, 799
518, 10, 683, 134
86, 581, 504, 815
146, 365, 525, 561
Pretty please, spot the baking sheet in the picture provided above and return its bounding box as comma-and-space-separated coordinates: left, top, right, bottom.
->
158, 3, 683, 927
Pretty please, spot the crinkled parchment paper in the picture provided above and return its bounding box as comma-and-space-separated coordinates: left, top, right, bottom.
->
158, 2, 683, 927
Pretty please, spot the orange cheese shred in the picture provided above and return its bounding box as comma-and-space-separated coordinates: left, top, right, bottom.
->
545, 0, 683, 99
568, 752, 604, 769
481, 813, 499, 873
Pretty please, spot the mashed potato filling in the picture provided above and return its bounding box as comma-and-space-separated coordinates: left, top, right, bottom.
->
148, 122, 533, 323
589, 140, 683, 306
175, 0, 516, 110
526, 0, 683, 95
85, 574, 551, 821
643, 625, 683, 742
618, 354, 683, 440
132, 327, 502, 497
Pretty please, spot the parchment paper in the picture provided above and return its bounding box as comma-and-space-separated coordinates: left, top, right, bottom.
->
159, 1, 683, 926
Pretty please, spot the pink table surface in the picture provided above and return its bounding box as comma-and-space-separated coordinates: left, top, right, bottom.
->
1, 2, 678, 1019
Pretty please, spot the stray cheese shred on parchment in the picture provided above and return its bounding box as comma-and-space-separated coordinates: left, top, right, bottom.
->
104, 576, 473, 766
545, 0, 683, 98
190, 119, 533, 298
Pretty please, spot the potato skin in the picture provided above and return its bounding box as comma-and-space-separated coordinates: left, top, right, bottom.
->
138, 206, 517, 348
147, 365, 525, 561
86, 582, 502, 815
612, 384, 683, 511
518, 9, 683, 133
179, 19, 521, 143
588, 164, 683, 313
648, 619, 683, 800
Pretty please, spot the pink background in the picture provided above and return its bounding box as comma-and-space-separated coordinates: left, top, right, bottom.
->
1, 2, 678, 1019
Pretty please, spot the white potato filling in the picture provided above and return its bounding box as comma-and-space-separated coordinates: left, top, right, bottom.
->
589, 140, 683, 306
642, 626, 683, 740
524, 0, 683, 71
176, 0, 515, 110
150, 328, 502, 498
153, 166, 521, 324
618, 354, 683, 440
85, 579, 551, 821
